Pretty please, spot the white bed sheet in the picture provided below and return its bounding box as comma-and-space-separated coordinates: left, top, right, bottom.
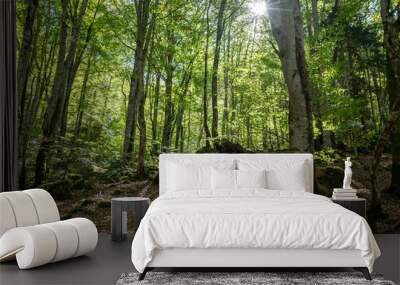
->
131, 190, 380, 273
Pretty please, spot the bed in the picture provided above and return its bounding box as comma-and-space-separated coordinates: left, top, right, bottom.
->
131, 154, 380, 280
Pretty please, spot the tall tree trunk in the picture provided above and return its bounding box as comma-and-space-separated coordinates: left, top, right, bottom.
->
137, 3, 157, 177
273, 115, 281, 150
222, 22, 231, 138
74, 47, 94, 139
262, 120, 269, 151
87, 90, 97, 134
35, 0, 89, 185
101, 77, 112, 121
19, 7, 55, 188
246, 116, 252, 148
372, 70, 386, 130
35, 0, 69, 185
151, 73, 161, 155
175, 109, 184, 151
137, 69, 147, 176
124, 71, 139, 156
267, 0, 314, 152
60, 0, 98, 137
203, 0, 212, 148
365, 67, 379, 134
17, 7, 42, 187
229, 38, 236, 139
312, 0, 318, 34
161, 30, 175, 151
310, 0, 324, 150
17, 0, 39, 138
59, 59, 80, 137
304, 0, 313, 38
380, 0, 400, 195
175, 66, 193, 150
211, 0, 227, 140
123, 0, 151, 161
186, 104, 191, 151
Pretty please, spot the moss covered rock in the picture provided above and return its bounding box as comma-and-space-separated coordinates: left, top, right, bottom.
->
315, 165, 343, 196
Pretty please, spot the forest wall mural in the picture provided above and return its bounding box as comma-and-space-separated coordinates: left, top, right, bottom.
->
16, 0, 400, 233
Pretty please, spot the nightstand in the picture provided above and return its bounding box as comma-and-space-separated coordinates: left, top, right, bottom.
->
331, 197, 366, 219
111, 197, 150, 241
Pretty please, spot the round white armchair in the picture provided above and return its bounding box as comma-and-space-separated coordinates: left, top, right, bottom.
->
0, 189, 98, 269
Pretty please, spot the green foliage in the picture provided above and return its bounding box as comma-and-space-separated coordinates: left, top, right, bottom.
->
17, 0, 391, 188
314, 148, 341, 167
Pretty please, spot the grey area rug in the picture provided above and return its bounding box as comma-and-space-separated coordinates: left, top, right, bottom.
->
116, 272, 396, 285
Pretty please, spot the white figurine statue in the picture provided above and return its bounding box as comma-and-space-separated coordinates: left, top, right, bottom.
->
342, 157, 352, 189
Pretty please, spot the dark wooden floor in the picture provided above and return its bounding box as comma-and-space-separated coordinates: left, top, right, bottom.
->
374, 234, 400, 284
0, 234, 399, 285
0, 234, 133, 285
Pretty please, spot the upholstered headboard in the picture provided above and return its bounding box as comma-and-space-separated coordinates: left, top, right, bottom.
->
159, 153, 314, 195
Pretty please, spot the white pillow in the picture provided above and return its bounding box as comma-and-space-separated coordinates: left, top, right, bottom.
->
211, 168, 236, 190
266, 161, 306, 191
237, 159, 307, 191
167, 163, 211, 191
236, 169, 267, 189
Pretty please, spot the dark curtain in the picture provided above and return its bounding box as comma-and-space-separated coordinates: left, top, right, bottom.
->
0, 0, 17, 192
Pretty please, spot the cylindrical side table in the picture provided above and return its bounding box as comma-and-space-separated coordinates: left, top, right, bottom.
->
111, 197, 150, 242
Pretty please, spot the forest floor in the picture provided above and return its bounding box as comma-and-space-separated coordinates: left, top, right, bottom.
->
56, 153, 400, 234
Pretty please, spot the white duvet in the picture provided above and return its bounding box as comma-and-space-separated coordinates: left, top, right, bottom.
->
131, 190, 380, 273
